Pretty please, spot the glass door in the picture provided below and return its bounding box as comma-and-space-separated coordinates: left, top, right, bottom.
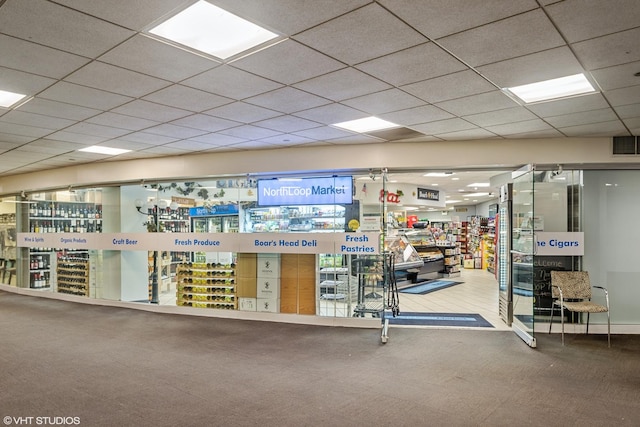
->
511, 166, 536, 347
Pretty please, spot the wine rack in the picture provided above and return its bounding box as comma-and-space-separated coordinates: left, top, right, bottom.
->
176, 262, 237, 309
56, 256, 90, 297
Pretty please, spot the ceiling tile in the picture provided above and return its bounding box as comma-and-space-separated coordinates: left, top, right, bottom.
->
436, 129, 500, 141
16, 99, 101, 121
379, 0, 539, 39
435, 91, 519, 116
161, 140, 216, 152
219, 125, 282, 140
401, 70, 496, 103
380, 105, 454, 126
0, 34, 90, 80
232, 40, 345, 85
0, 67, 56, 96
573, 27, 640, 70
204, 102, 281, 123
170, 114, 241, 133
53, 0, 190, 31
245, 88, 331, 114
53, 122, 131, 139
257, 134, 316, 146
45, 131, 108, 144
142, 85, 232, 112
477, 47, 584, 88
187, 134, 247, 146
623, 117, 640, 134
85, 112, 160, 131
603, 85, 640, 107
142, 124, 208, 139
209, 0, 370, 35
101, 139, 156, 151
293, 3, 426, 65
65, 61, 171, 98
291, 126, 355, 141
558, 120, 629, 137
546, 0, 640, 43
508, 129, 564, 138
327, 134, 384, 145
0, 111, 75, 131
182, 65, 283, 100
614, 104, 640, 120
544, 108, 619, 128
485, 119, 555, 136
464, 107, 539, 127
98, 35, 219, 82
0, 0, 134, 58
438, 10, 565, 67
293, 68, 391, 102
110, 100, 192, 122
223, 140, 280, 150
253, 116, 322, 133
356, 42, 468, 87
292, 104, 368, 125
526, 93, 610, 117
38, 82, 133, 110
412, 118, 477, 135
18, 141, 80, 155
139, 145, 191, 155
590, 61, 640, 90
115, 132, 178, 145
0, 133, 35, 145
0, 122, 53, 138
341, 89, 425, 115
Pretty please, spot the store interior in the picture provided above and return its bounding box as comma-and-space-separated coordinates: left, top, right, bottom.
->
1, 168, 514, 328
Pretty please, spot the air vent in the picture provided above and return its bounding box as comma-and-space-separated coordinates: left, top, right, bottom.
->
612, 136, 638, 155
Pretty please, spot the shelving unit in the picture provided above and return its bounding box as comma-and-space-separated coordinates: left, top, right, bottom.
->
56, 255, 90, 297
175, 262, 237, 309
247, 205, 346, 232
439, 245, 461, 278
157, 207, 190, 232
26, 198, 102, 289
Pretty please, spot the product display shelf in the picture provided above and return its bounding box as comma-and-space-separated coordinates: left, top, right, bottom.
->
248, 205, 346, 232
56, 256, 90, 297
27, 200, 102, 289
175, 263, 237, 309
157, 207, 190, 233
438, 244, 461, 278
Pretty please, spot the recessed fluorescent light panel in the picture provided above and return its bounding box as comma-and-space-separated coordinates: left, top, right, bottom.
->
506, 73, 596, 103
467, 182, 490, 187
148, 0, 278, 60
79, 146, 131, 156
0, 90, 27, 108
333, 117, 400, 133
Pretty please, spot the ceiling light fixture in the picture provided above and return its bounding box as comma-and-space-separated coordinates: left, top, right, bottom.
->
79, 146, 131, 156
148, 0, 279, 60
424, 172, 454, 177
0, 90, 27, 108
333, 117, 400, 133
505, 73, 596, 103
467, 182, 490, 187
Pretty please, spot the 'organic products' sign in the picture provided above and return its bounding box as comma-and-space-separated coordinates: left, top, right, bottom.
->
258, 176, 352, 206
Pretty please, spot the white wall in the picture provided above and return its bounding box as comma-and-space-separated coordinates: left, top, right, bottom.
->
583, 171, 640, 325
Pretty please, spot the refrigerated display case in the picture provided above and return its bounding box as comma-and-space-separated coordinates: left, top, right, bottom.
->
190, 204, 239, 264
497, 183, 513, 326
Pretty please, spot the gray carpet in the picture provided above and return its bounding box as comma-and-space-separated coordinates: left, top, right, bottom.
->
1, 290, 639, 426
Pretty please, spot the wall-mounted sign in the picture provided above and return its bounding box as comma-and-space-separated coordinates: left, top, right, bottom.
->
417, 187, 440, 201
535, 232, 584, 256
258, 176, 352, 206
189, 204, 239, 217
172, 196, 195, 206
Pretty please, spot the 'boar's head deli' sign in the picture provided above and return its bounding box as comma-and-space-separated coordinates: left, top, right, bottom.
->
258, 176, 353, 206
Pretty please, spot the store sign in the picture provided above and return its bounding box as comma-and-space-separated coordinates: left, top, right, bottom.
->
257, 176, 352, 206
17, 231, 380, 255
189, 204, 239, 217
417, 187, 440, 201
535, 232, 584, 256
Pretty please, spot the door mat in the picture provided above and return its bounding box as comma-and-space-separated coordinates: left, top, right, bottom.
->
385, 312, 494, 328
399, 280, 462, 295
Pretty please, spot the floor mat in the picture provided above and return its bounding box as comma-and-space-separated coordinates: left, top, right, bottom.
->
399, 280, 462, 295
385, 312, 494, 328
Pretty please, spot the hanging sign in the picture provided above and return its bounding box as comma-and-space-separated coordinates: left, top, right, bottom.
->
257, 176, 353, 206
417, 187, 440, 201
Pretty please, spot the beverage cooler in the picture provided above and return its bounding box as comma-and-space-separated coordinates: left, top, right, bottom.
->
497, 183, 513, 326
189, 204, 239, 264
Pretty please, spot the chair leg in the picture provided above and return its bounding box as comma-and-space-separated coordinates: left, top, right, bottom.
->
586, 312, 590, 335
548, 304, 554, 334
560, 304, 565, 346
607, 311, 611, 348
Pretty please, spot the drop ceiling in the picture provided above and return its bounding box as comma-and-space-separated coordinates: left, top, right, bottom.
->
0, 0, 639, 195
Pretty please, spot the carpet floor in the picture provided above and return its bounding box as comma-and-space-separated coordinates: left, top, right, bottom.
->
1, 290, 640, 426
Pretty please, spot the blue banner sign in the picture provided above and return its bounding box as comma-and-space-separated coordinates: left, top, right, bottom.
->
189, 204, 239, 217
258, 176, 353, 206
